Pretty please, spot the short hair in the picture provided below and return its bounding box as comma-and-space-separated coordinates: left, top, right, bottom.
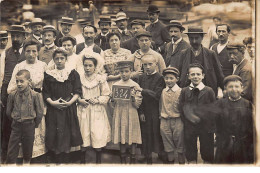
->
107, 32, 121, 41
216, 24, 231, 33
243, 37, 254, 46
52, 47, 67, 59
141, 54, 158, 63
23, 40, 41, 52
82, 25, 97, 33
82, 56, 97, 67
16, 69, 31, 80
188, 63, 204, 74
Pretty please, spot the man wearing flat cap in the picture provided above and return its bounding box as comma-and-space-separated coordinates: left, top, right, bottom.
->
164, 20, 190, 67
227, 42, 252, 101
94, 16, 111, 51
39, 25, 58, 64
27, 18, 46, 45
1, 25, 26, 163
55, 17, 75, 47
113, 11, 134, 42
146, 5, 171, 55
176, 26, 224, 98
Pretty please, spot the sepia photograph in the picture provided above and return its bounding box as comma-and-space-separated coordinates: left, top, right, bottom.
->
0, 0, 257, 167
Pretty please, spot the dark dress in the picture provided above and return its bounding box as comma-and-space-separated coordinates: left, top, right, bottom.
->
42, 69, 83, 153
137, 72, 165, 155
215, 97, 253, 164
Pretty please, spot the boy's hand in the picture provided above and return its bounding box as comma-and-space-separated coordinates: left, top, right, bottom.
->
217, 87, 223, 99
140, 114, 146, 122
78, 98, 89, 108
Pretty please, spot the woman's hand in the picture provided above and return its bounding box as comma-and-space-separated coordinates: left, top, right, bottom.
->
78, 98, 89, 108
50, 99, 67, 110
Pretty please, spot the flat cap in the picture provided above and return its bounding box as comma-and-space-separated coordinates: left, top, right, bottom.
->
162, 67, 180, 77
135, 31, 152, 39
98, 16, 111, 25
130, 20, 145, 27
115, 11, 128, 22
185, 26, 206, 34
116, 60, 133, 69
223, 75, 242, 86
226, 42, 245, 49
167, 20, 185, 31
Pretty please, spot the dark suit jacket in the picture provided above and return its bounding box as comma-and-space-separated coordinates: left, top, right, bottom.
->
25, 34, 43, 46
94, 33, 110, 51
54, 31, 63, 47
233, 58, 252, 101
113, 29, 134, 42
164, 39, 190, 67
177, 46, 224, 96
121, 37, 157, 54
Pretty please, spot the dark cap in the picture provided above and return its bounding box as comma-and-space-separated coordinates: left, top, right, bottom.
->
226, 42, 245, 50
98, 16, 111, 25
0, 31, 8, 38
223, 75, 242, 86
59, 35, 77, 46
167, 20, 185, 31
162, 67, 180, 77
136, 31, 152, 39
130, 20, 145, 27
147, 5, 160, 13
41, 25, 58, 36
77, 17, 93, 27
59, 17, 75, 25
185, 26, 206, 34
7, 25, 26, 33
116, 60, 133, 69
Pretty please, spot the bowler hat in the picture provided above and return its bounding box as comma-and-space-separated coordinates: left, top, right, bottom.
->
130, 20, 145, 27
59, 17, 75, 25
116, 60, 133, 69
7, 25, 26, 33
147, 5, 160, 13
185, 26, 206, 34
0, 31, 9, 39
29, 18, 46, 27
226, 42, 245, 50
59, 35, 77, 46
115, 11, 128, 22
223, 75, 242, 86
167, 20, 185, 31
135, 31, 152, 39
41, 25, 58, 36
162, 67, 180, 77
98, 16, 111, 25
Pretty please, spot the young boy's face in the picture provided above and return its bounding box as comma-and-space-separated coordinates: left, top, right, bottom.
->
225, 80, 243, 100
119, 67, 131, 81
142, 56, 157, 75
164, 73, 178, 88
188, 67, 204, 86
16, 74, 30, 92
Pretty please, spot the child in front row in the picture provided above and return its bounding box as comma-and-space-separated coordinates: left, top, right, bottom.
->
111, 60, 142, 164
5, 69, 44, 164
179, 63, 216, 164
159, 67, 185, 164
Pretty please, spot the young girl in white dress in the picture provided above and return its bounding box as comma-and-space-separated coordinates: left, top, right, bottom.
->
111, 60, 142, 164
77, 52, 111, 164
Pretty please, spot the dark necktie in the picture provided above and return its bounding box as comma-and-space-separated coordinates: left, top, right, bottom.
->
192, 88, 200, 105
122, 31, 126, 35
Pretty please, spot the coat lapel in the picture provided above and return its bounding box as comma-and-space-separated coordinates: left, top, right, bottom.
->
233, 59, 248, 75
198, 87, 207, 100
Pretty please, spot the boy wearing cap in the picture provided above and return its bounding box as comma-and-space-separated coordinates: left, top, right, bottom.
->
179, 63, 216, 164
39, 25, 57, 64
94, 16, 111, 51
55, 17, 75, 46
164, 20, 190, 67
159, 67, 185, 164
214, 75, 253, 163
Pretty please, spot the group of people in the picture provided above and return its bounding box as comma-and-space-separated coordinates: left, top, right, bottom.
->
0, 4, 254, 165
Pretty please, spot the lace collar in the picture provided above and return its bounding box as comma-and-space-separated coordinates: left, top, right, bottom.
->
80, 73, 106, 89
46, 66, 73, 82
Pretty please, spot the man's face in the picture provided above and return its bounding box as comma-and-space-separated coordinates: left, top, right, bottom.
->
217, 25, 229, 43
246, 43, 255, 58
83, 26, 96, 43
142, 56, 157, 75
61, 23, 72, 35
24, 26, 31, 34
43, 31, 56, 46
225, 81, 243, 100
116, 19, 127, 30
11, 32, 25, 48
213, 18, 221, 25
148, 12, 159, 23
25, 45, 38, 64
99, 22, 110, 34
16, 74, 30, 92
188, 34, 203, 49
138, 36, 151, 51
228, 48, 244, 65
132, 24, 145, 36
169, 26, 182, 42
0, 38, 8, 49
31, 24, 43, 36
188, 67, 204, 86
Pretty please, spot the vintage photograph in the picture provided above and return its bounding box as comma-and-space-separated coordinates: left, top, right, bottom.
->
0, 0, 256, 166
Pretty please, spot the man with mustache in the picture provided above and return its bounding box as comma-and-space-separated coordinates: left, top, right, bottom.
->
75, 24, 103, 57
54, 17, 75, 47
164, 20, 190, 67
210, 24, 233, 77
227, 42, 252, 102
146, 5, 171, 55
1, 25, 26, 163
39, 25, 57, 64
27, 18, 46, 45
94, 16, 111, 51
176, 26, 224, 98
114, 11, 134, 42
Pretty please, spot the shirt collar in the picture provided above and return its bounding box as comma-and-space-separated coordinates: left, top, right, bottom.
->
191, 45, 202, 56
166, 84, 180, 92
84, 43, 94, 48
18, 86, 30, 96
118, 28, 127, 34
147, 70, 157, 75
101, 32, 109, 36
235, 58, 246, 67
172, 37, 182, 44
45, 43, 55, 49
152, 19, 159, 24
33, 34, 41, 40
189, 82, 205, 91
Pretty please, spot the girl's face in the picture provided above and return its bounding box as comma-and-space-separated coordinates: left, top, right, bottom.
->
119, 67, 131, 81
83, 59, 96, 76
225, 81, 243, 100
109, 35, 120, 51
62, 40, 73, 55
54, 53, 66, 70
